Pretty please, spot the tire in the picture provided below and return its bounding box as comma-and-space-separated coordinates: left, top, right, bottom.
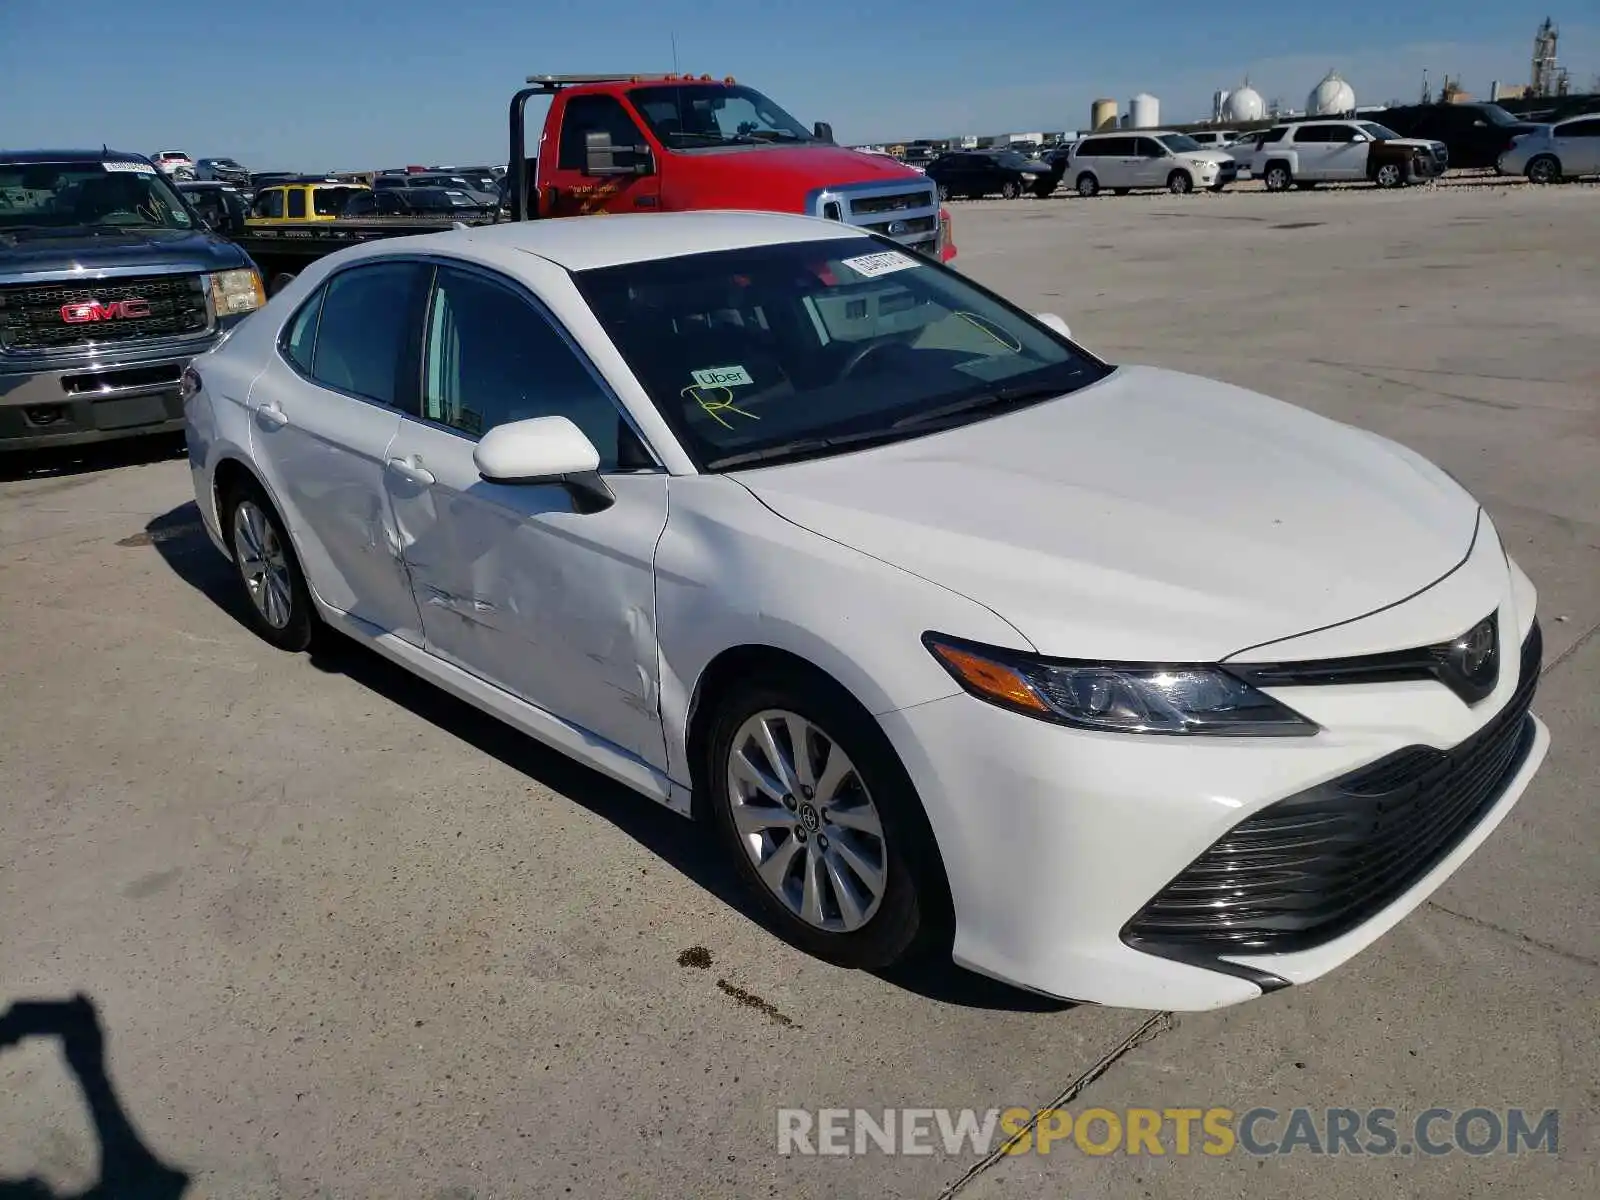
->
1000, 179, 1021, 200
1263, 162, 1293, 192
1075, 172, 1099, 197
705, 670, 950, 971
1167, 170, 1193, 194
1526, 154, 1560, 185
936, 182, 951, 202
1374, 162, 1405, 189
267, 272, 297, 297
220, 475, 316, 652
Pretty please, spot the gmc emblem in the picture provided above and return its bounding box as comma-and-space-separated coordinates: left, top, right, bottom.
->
60, 298, 152, 324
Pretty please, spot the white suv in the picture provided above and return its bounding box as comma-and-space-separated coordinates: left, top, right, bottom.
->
1067, 131, 1239, 196
1250, 121, 1448, 190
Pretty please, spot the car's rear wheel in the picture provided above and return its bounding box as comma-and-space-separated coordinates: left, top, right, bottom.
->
1000, 179, 1021, 200
1263, 162, 1293, 192
1526, 154, 1561, 185
705, 672, 949, 970
1075, 172, 1099, 197
1167, 170, 1193, 194
936, 182, 951, 202
222, 477, 315, 652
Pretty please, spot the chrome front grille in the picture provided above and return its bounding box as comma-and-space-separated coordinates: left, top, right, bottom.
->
810, 180, 942, 256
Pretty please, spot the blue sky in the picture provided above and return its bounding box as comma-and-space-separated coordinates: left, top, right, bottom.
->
1, 2, 1593, 169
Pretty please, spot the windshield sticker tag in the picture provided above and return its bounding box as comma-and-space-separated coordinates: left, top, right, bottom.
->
692, 365, 753, 389
683, 384, 759, 430
103, 161, 156, 174
840, 251, 918, 279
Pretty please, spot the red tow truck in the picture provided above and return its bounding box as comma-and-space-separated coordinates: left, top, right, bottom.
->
508, 73, 956, 262
233, 71, 955, 293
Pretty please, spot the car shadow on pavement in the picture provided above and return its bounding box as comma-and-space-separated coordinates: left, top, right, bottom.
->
0, 994, 190, 1200
0, 436, 186, 484
141, 502, 1072, 1014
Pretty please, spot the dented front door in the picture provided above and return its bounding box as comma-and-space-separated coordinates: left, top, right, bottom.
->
382, 418, 670, 768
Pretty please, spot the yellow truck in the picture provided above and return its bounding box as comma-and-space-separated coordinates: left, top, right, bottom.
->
246, 180, 371, 223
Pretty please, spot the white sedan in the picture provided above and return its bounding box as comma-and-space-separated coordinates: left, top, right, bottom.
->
184, 212, 1549, 1010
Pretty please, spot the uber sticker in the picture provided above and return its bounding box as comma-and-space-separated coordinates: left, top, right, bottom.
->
103, 161, 157, 174
691, 365, 753, 389
840, 251, 918, 279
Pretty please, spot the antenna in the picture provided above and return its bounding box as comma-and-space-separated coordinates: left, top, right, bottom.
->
670, 32, 679, 74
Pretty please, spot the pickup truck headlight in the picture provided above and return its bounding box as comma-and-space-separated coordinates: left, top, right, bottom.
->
924, 634, 1319, 736
208, 268, 266, 316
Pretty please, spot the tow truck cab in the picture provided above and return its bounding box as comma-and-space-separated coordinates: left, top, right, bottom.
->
509, 74, 956, 262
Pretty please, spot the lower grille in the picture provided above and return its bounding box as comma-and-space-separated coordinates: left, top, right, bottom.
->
848, 189, 934, 216
1123, 621, 1542, 960
857, 214, 938, 237
0, 274, 209, 352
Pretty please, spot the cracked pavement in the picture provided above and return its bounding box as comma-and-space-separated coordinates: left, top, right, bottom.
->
2, 183, 1596, 1198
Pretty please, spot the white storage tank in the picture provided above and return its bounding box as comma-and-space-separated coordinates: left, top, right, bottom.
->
1223, 84, 1265, 122
1307, 70, 1356, 116
1129, 93, 1160, 129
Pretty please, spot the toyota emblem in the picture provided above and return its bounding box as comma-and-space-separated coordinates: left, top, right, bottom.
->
1449, 616, 1498, 688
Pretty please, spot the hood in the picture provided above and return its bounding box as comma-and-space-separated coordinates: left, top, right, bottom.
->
660, 143, 934, 209
735, 366, 1481, 663
1380, 137, 1446, 151
0, 225, 250, 275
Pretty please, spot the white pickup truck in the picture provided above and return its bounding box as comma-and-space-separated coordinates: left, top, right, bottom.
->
1251, 120, 1449, 190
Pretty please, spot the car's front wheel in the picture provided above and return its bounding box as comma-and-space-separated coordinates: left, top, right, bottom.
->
1374, 162, 1406, 188
705, 672, 948, 970
936, 182, 951, 202
1167, 170, 1193, 194
1000, 179, 1021, 199
223, 477, 316, 651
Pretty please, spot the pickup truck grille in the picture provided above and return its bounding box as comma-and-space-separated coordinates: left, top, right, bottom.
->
848, 189, 933, 216
0, 273, 210, 353
813, 181, 942, 256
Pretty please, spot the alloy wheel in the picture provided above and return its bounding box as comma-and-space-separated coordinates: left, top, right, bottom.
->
233, 499, 294, 630
1376, 163, 1403, 188
726, 709, 888, 933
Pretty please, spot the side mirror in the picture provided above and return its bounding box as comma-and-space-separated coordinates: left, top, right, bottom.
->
474, 416, 613, 511
1035, 312, 1072, 340
584, 131, 652, 177
813, 121, 835, 144
1352, 133, 1372, 143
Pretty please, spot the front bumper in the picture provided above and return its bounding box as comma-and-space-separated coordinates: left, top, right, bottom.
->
879, 582, 1546, 1010
0, 324, 242, 452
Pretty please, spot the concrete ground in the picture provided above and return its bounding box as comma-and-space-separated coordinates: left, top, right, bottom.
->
1, 180, 1595, 1200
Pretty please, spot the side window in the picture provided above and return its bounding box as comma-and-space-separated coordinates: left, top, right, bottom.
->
286, 188, 307, 218
1076, 139, 1103, 157
1260, 127, 1287, 144
1294, 125, 1328, 143
282, 286, 325, 374
344, 193, 373, 216
1562, 119, 1600, 137
310, 261, 428, 408
1330, 125, 1360, 143
1136, 137, 1164, 157
558, 95, 646, 171
253, 189, 284, 218
377, 192, 404, 213
421, 266, 622, 468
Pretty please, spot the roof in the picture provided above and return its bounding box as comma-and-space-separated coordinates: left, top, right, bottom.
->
0, 148, 149, 165
413, 210, 871, 272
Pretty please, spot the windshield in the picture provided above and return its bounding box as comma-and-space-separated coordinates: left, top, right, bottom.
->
0, 160, 195, 232
1477, 105, 1518, 126
1361, 123, 1402, 141
1158, 134, 1205, 153
574, 237, 1110, 471
628, 84, 814, 149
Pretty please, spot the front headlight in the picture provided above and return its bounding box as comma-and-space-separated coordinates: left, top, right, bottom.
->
208, 267, 266, 316
924, 634, 1319, 736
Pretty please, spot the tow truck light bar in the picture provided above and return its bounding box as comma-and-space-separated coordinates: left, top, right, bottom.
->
524, 73, 737, 87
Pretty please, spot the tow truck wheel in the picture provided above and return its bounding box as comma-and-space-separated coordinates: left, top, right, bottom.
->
1000, 180, 1021, 200
267, 273, 297, 298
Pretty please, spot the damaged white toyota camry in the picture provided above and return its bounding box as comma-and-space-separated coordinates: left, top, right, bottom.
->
184, 211, 1549, 1010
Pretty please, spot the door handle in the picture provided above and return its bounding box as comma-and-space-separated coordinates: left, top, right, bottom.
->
386, 455, 436, 486
256, 401, 288, 429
